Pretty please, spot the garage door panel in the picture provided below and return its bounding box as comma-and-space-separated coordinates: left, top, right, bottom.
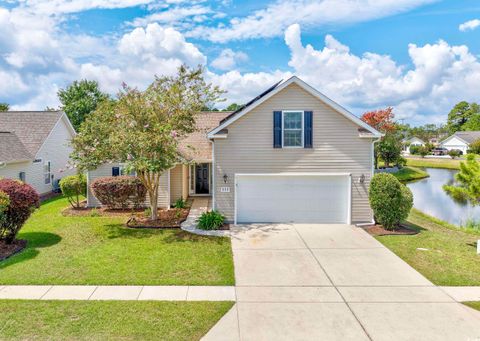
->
236, 174, 349, 224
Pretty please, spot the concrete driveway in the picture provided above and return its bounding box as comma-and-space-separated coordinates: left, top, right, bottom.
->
203, 224, 480, 341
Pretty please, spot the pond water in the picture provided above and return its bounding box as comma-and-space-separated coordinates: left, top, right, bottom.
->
406, 167, 480, 226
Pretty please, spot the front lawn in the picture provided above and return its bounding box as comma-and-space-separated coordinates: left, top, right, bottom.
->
392, 166, 429, 182
406, 157, 461, 170
464, 302, 480, 311
0, 300, 233, 341
375, 209, 480, 286
0, 196, 234, 285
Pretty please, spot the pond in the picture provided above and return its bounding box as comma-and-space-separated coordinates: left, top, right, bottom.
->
406, 167, 480, 226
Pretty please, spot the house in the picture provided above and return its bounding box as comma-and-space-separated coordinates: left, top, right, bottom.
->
0, 111, 76, 196
402, 137, 425, 154
440, 131, 480, 154
87, 76, 382, 224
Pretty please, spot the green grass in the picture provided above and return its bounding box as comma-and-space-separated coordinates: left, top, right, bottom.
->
0, 196, 234, 285
406, 157, 461, 170
0, 300, 233, 341
375, 209, 480, 286
464, 302, 480, 311
392, 166, 429, 182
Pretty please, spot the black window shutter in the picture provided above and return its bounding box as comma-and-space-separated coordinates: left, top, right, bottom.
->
304, 111, 313, 148
112, 167, 120, 176
273, 111, 282, 148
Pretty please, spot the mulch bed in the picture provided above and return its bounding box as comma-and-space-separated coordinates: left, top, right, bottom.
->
0, 239, 27, 261
62, 205, 145, 217
365, 224, 418, 236
126, 208, 190, 229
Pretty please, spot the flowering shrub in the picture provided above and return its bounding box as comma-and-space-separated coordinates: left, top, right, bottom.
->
90, 176, 146, 209
0, 179, 40, 244
60, 174, 87, 208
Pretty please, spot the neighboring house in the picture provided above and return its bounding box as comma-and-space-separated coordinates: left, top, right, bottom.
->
0, 111, 76, 196
440, 131, 480, 154
87, 76, 382, 224
402, 137, 425, 154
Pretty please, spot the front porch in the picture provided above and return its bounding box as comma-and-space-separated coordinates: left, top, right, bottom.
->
169, 162, 213, 206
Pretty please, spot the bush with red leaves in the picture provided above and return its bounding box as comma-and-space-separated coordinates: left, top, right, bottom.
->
0, 178, 40, 244
90, 176, 147, 209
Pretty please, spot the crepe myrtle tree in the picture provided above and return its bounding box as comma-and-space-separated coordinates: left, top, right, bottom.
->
71, 66, 224, 220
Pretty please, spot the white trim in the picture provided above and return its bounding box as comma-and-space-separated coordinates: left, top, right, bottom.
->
208, 76, 382, 139
234, 172, 352, 225
212, 141, 215, 210
167, 169, 171, 209
211, 134, 227, 139
440, 134, 470, 147
189, 162, 212, 196
281, 110, 304, 148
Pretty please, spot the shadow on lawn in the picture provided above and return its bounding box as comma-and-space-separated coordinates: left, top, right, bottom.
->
0, 232, 61, 269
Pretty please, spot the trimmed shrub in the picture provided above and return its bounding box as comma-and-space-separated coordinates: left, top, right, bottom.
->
90, 176, 147, 209
60, 174, 87, 208
198, 210, 225, 230
409, 145, 421, 155
448, 149, 462, 159
0, 179, 39, 244
0, 190, 10, 226
369, 173, 413, 230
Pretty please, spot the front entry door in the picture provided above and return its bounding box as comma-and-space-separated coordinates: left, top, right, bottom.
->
195, 164, 209, 194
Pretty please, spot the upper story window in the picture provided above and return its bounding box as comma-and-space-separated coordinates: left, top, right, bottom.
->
282, 111, 304, 147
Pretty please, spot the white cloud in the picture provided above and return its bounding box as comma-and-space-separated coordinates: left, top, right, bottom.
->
284, 24, 480, 124
188, 0, 436, 42
459, 19, 480, 32
131, 5, 213, 27
211, 49, 248, 71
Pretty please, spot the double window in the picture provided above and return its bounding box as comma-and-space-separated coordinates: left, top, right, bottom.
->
282, 111, 304, 148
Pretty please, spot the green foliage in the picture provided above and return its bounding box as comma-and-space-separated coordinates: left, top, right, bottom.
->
369, 173, 413, 230
0, 103, 9, 111
396, 156, 407, 168
224, 103, 242, 111
377, 133, 402, 167
469, 139, 480, 154
448, 149, 462, 159
89, 208, 100, 217
0, 179, 39, 244
144, 207, 152, 218
447, 101, 480, 133
0, 190, 10, 227
462, 219, 480, 232
71, 66, 224, 220
409, 145, 421, 155
444, 154, 480, 205
59, 174, 87, 209
58, 79, 110, 131
173, 197, 187, 209
418, 146, 429, 158
90, 176, 147, 209
462, 113, 480, 131
198, 211, 225, 230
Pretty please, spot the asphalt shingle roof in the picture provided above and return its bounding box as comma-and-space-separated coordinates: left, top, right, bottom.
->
0, 131, 33, 163
178, 111, 231, 161
0, 111, 63, 158
453, 131, 480, 144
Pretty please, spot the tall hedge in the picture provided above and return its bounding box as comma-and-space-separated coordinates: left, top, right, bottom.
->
90, 176, 147, 209
369, 173, 413, 230
0, 179, 39, 243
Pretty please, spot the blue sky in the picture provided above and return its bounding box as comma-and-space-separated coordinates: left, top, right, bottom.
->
0, 0, 479, 125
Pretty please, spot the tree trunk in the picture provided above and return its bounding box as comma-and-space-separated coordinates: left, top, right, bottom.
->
138, 170, 161, 221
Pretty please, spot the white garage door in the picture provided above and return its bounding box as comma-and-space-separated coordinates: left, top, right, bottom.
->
235, 174, 350, 224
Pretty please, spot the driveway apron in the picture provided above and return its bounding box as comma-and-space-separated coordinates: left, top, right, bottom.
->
202, 223, 480, 341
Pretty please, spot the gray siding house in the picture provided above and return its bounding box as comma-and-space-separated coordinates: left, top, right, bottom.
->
0, 111, 76, 196
87, 76, 381, 224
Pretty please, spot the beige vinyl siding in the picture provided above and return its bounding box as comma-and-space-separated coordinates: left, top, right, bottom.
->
170, 164, 189, 205
86, 164, 169, 208
213, 83, 373, 223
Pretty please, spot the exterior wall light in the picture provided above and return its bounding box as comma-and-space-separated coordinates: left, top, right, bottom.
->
223, 174, 229, 183
359, 174, 365, 184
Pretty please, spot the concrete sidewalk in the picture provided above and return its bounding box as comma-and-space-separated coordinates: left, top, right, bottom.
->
0, 285, 235, 301
203, 223, 480, 341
